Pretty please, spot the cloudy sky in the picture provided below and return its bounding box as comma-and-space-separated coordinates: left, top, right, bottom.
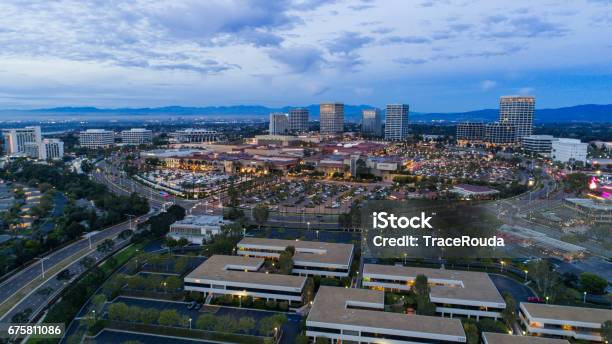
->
1, 0, 611, 111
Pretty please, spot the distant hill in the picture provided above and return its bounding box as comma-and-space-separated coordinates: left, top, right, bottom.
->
1, 103, 611, 122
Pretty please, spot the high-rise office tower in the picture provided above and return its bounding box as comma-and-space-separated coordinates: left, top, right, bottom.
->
384, 104, 409, 141
1, 126, 42, 155
361, 109, 382, 137
320, 103, 344, 134
499, 96, 535, 142
269, 113, 290, 135
39, 138, 64, 160
289, 108, 309, 133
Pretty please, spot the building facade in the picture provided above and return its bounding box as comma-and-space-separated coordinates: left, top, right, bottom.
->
121, 128, 153, 145
385, 104, 410, 141
168, 215, 229, 244
269, 113, 290, 135
1, 126, 42, 155
237, 238, 354, 278
499, 96, 535, 142
456, 122, 485, 143
519, 302, 612, 342
551, 138, 588, 163
485, 122, 516, 145
523, 135, 557, 156
169, 129, 223, 143
361, 108, 382, 137
320, 102, 344, 134
39, 139, 64, 160
79, 129, 115, 148
289, 108, 309, 133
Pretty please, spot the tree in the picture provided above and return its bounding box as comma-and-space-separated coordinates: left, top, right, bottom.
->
278, 246, 294, 274
158, 309, 181, 327
501, 292, 517, 327
57, 268, 72, 281
462, 320, 479, 344
303, 277, 315, 303
259, 314, 287, 336
580, 272, 608, 295
196, 314, 217, 330
127, 306, 142, 322
177, 237, 190, 249
91, 294, 107, 313
252, 204, 269, 229
413, 274, 436, 315
238, 317, 256, 333
165, 237, 178, 253
80, 256, 96, 269
603, 320, 612, 343
314, 337, 329, 344
139, 308, 159, 324
108, 302, 129, 321
214, 315, 239, 333
164, 276, 182, 291
527, 260, 560, 299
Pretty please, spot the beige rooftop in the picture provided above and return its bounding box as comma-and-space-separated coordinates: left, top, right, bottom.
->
521, 302, 612, 324
238, 237, 354, 266
185, 255, 306, 290
307, 286, 466, 339
363, 264, 505, 305
482, 333, 570, 344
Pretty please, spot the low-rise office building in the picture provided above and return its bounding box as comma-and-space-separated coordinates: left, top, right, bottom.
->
363, 264, 506, 320
551, 138, 588, 163
168, 215, 229, 244
306, 286, 467, 343
184, 255, 307, 306
237, 238, 354, 278
121, 128, 153, 145
519, 302, 612, 342
482, 332, 570, 344
79, 129, 115, 148
522, 135, 557, 156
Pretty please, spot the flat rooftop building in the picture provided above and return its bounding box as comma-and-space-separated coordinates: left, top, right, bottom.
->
237, 237, 354, 277
363, 264, 506, 320
482, 332, 570, 344
307, 286, 466, 343
184, 255, 306, 306
520, 302, 612, 342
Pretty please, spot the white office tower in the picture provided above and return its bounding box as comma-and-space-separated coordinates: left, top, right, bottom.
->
320, 102, 344, 134
499, 96, 535, 142
552, 138, 588, 163
361, 108, 382, 137
79, 129, 115, 148
39, 139, 64, 160
269, 113, 290, 135
385, 104, 409, 141
121, 128, 153, 145
1, 126, 42, 155
289, 108, 309, 133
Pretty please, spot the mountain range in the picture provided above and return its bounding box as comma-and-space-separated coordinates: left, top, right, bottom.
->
1, 104, 611, 122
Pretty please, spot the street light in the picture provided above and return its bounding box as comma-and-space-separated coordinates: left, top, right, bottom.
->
316, 230, 319, 239
583, 291, 587, 303
189, 317, 192, 330
524, 270, 528, 282
34, 257, 49, 279
545, 296, 549, 304
500, 261, 505, 272
239, 294, 242, 308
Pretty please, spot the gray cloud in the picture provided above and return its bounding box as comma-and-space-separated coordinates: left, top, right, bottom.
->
380, 35, 431, 44
267, 45, 326, 73
395, 57, 427, 65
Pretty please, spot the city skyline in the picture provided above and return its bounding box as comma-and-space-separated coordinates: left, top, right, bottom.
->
0, 0, 611, 111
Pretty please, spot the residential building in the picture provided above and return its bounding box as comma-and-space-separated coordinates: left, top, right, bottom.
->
482, 332, 570, 344
1, 126, 42, 155
39, 138, 64, 160
519, 302, 612, 342
361, 108, 382, 137
184, 255, 307, 306
320, 102, 344, 134
306, 286, 467, 343
363, 264, 506, 320
485, 122, 516, 145
168, 215, 229, 244
551, 138, 588, 163
456, 122, 485, 143
289, 108, 309, 133
169, 128, 223, 143
121, 128, 153, 145
237, 238, 354, 277
79, 129, 115, 148
499, 96, 535, 141
269, 113, 290, 135
385, 104, 410, 141
523, 135, 557, 156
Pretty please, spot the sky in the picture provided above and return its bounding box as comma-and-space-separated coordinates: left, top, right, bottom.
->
0, 0, 611, 112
